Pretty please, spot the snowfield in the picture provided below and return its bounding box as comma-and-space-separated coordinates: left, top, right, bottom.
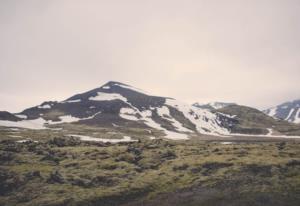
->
118, 98, 232, 139
165, 99, 230, 136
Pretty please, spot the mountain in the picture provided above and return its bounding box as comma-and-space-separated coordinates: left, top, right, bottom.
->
217, 105, 300, 136
0, 81, 299, 138
0, 111, 22, 121
264, 99, 300, 124
193, 102, 236, 110
0, 81, 233, 139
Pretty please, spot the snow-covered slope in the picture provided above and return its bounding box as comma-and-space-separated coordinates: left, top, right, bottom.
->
0, 81, 234, 139
193, 102, 236, 110
264, 99, 300, 123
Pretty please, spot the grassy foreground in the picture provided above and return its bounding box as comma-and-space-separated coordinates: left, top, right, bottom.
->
0, 137, 299, 206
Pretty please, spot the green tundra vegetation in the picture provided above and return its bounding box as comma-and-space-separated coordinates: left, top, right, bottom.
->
0, 134, 299, 206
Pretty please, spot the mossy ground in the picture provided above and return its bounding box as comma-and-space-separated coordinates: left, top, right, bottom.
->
0, 128, 299, 206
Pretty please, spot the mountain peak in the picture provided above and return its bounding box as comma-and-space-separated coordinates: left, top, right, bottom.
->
64, 81, 147, 102
98, 81, 154, 97
102, 81, 129, 87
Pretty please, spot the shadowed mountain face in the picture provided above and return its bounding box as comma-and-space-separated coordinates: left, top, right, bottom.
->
0, 111, 22, 121
264, 99, 300, 124
0, 81, 299, 137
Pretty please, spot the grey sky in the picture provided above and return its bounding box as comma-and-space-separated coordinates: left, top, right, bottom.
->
1, 0, 300, 112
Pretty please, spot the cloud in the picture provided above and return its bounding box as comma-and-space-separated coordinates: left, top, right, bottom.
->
0, 0, 299, 112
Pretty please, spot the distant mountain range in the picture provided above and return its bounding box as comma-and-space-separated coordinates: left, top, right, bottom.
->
193, 101, 300, 136
263, 99, 300, 124
0, 81, 299, 139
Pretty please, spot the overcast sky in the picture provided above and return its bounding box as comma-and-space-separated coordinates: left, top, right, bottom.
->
1, 0, 300, 112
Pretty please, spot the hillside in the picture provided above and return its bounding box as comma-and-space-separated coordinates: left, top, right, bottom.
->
264, 99, 300, 123
217, 105, 300, 136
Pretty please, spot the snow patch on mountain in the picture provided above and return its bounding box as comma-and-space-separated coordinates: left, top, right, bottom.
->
119, 106, 189, 140
193, 102, 236, 110
89, 92, 127, 102
230, 132, 300, 139
267, 107, 277, 116
156, 106, 170, 117
15, 114, 27, 119
68, 134, 137, 143
208, 102, 229, 109
264, 99, 300, 123
0, 112, 102, 130
156, 106, 193, 133
119, 98, 231, 139
166, 99, 230, 135
163, 130, 189, 140
62, 99, 81, 103
49, 115, 82, 124
217, 112, 237, 119
0, 118, 47, 130
285, 108, 295, 121
47, 112, 102, 125
119, 108, 139, 121
38, 104, 51, 109
294, 108, 300, 123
